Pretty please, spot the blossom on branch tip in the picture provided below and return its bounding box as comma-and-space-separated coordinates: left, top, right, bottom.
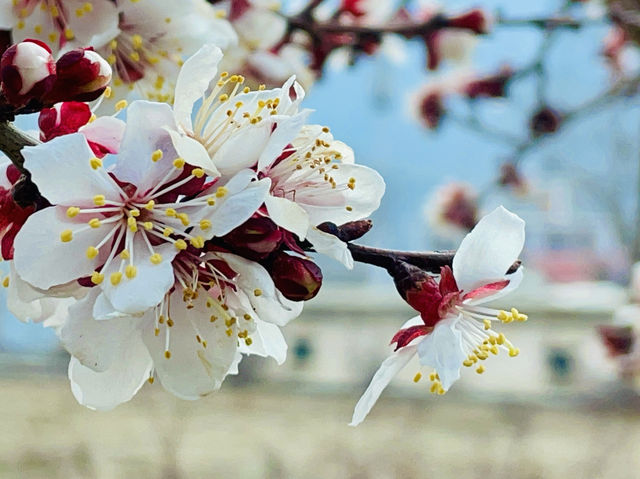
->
46, 47, 111, 103
351, 206, 526, 425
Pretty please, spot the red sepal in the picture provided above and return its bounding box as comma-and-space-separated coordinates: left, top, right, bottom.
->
391, 325, 432, 351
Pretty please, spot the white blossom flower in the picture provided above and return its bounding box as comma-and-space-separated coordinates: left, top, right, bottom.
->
351, 206, 526, 425
0, 0, 119, 55
96, 0, 236, 107
168, 45, 385, 267
13, 100, 270, 317
62, 249, 300, 410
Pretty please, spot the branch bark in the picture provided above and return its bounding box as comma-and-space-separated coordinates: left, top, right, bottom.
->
0, 121, 39, 175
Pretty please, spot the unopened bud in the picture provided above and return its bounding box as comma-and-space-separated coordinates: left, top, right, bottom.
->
223, 217, 283, 260
599, 325, 634, 357
47, 48, 112, 103
529, 106, 562, 137
271, 252, 323, 301
39, 101, 92, 142
416, 89, 444, 129
391, 261, 449, 326
0, 39, 56, 107
463, 66, 513, 99
448, 8, 492, 34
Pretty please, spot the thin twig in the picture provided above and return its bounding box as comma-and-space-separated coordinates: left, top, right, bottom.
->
0, 121, 39, 175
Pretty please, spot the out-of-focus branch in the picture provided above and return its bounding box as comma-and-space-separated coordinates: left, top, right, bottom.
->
0, 121, 38, 175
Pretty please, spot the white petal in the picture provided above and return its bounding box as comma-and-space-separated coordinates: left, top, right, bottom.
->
0, 2, 14, 28
265, 195, 310, 240
112, 101, 178, 193
65, 0, 120, 50
68, 332, 152, 411
167, 129, 220, 177
101, 237, 178, 315
174, 44, 223, 133
350, 345, 417, 426
79, 116, 125, 154
211, 122, 272, 176
239, 319, 288, 365
417, 317, 466, 391
60, 289, 147, 372
453, 206, 525, 292
141, 288, 238, 399
22, 134, 121, 205
13, 207, 110, 290
218, 252, 303, 326
306, 227, 353, 269
257, 111, 310, 171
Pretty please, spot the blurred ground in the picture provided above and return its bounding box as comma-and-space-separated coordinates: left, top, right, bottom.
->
1, 376, 640, 479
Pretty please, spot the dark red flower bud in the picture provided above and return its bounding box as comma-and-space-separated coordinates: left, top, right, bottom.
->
416, 89, 444, 129
463, 66, 513, 99
39, 101, 92, 142
271, 252, 323, 301
0, 39, 56, 107
599, 325, 635, 357
46, 48, 111, 103
530, 106, 562, 137
341, 0, 367, 18
499, 163, 528, 194
448, 8, 491, 34
224, 217, 283, 261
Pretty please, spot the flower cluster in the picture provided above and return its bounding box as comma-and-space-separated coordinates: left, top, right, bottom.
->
5, 44, 385, 410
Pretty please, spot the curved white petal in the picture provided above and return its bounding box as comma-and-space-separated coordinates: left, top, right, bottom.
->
218, 252, 304, 327
60, 289, 146, 372
141, 288, 238, 400
306, 227, 353, 269
167, 129, 220, 177
112, 101, 178, 193
13, 207, 110, 290
239, 319, 288, 365
265, 195, 310, 240
101, 238, 178, 315
257, 111, 310, 171
65, 0, 120, 50
417, 317, 466, 391
79, 116, 126, 154
68, 332, 153, 411
350, 345, 418, 426
211, 122, 272, 176
22, 134, 121, 205
174, 44, 223, 133
453, 206, 525, 292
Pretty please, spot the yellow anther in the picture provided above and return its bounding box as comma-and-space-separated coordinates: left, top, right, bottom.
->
497, 333, 506, 345
115, 100, 128, 111
199, 219, 212, 230
150, 253, 163, 265
64, 28, 74, 40
477, 352, 488, 360
207, 197, 216, 206
118, 250, 130, 260
129, 209, 140, 217
345, 206, 353, 212
89, 114, 96, 123
215, 186, 228, 198
490, 345, 499, 355
158, 315, 165, 324
143, 221, 153, 231
173, 158, 185, 169
66, 207, 80, 218
488, 336, 497, 345
2, 276, 9, 288
322, 127, 330, 133
463, 359, 474, 367
254, 289, 262, 297
517, 313, 528, 322
90, 157, 102, 169
110, 272, 122, 286
50, 5, 59, 16
83, 2, 93, 12
174, 239, 187, 251
476, 365, 485, 374
93, 195, 105, 206
154, 328, 160, 337
164, 350, 171, 359
509, 348, 520, 357
191, 168, 205, 178
430, 382, 439, 394
151, 150, 163, 162
225, 329, 233, 337
483, 319, 492, 330
127, 216, 138, 232
144, 200, 155, 210
166, 318, 174, 327
177, 212, 190, 226
165, 208, 176, 217
190, 235, 205, 248
88, 218, 101, 228
162, 227, 174, 237
125, 265, 137, 279
413, 372, 422, 383
91, 271, 104, 285
103, 86, 112, 98
129, 51, 140, 62
243, 314, 252, 320
511, 308, 520, 318
86, 246, 99, 259
131, 34, 143, 49
225, 317, 236, 327
429, 372, 437, 381
245, 338, 253, 346
219, 94, 229, 102
60, 230, 73, 242
210, 315, 217, 322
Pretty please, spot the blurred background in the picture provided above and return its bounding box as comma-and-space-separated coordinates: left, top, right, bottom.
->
3, 0, 640, 477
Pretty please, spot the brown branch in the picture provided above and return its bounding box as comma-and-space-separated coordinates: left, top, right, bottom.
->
0, 121, 38, 175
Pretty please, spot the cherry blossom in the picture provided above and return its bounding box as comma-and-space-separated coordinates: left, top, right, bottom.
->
351, 206, 525, 425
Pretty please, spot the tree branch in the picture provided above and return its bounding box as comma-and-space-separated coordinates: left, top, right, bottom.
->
0, 121, 39, 175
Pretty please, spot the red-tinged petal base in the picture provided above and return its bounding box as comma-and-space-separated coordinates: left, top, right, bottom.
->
462, 280, 509, 301
391, 325, 432, 351
0, 185, 34, 259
